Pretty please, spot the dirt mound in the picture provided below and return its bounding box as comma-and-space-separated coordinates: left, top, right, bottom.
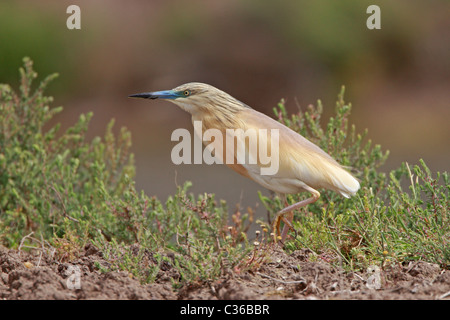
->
1, 245, 448, 300
0, 245, 175, 300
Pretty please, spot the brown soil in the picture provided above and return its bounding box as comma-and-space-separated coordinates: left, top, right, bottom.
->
1, 244, 449, 300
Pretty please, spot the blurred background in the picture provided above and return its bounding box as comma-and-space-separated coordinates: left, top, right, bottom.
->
1, 0, 449, 217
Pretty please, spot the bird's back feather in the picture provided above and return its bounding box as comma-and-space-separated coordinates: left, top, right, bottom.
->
222, 108, 360, 196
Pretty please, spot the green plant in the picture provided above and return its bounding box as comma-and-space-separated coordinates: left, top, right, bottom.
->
0, 57, 135, 245
0, 58, 260, 285
260, 89, 449, 269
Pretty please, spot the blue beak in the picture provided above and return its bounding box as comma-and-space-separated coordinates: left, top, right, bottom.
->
128, 90, 179, 100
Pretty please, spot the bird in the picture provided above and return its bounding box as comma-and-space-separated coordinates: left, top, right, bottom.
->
129, 82, 360, 242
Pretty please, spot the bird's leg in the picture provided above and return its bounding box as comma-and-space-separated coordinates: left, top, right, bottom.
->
280, 211, 295, 242
280, 197, 295, 241
273, 187, 320, 243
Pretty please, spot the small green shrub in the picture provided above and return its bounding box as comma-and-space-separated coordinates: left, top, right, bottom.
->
261, 89, 449, 269
0, 57, 135, 246
0, 58, 259, 284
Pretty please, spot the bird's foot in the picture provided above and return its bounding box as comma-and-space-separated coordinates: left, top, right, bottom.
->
272, 212, 297, 244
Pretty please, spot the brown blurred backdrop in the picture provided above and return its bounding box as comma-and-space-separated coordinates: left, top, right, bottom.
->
1, 0, 449, 217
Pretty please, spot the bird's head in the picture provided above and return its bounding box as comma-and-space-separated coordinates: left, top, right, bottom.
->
129, 82, 250, 117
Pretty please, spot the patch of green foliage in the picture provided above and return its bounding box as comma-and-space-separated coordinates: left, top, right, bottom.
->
262, 90, 449, 269
0, 58, 261, 285
0, 59, 448, 289
0, 57, 135, 245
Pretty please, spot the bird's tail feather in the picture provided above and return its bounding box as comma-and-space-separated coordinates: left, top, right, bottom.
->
325, 163, 360, 198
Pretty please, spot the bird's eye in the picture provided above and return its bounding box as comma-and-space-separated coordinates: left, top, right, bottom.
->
183, 90, 191, 96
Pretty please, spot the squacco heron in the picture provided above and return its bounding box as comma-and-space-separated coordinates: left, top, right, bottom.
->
129, 82, 360, 242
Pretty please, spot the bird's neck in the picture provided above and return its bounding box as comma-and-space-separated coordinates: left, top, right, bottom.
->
192, 109, 245, 133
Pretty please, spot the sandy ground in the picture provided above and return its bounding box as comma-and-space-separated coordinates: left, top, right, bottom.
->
1, 244, 449, 300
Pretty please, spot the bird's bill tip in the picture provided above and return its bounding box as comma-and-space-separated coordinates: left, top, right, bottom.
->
128, 90, 178, 100
128, 92, 157, 99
